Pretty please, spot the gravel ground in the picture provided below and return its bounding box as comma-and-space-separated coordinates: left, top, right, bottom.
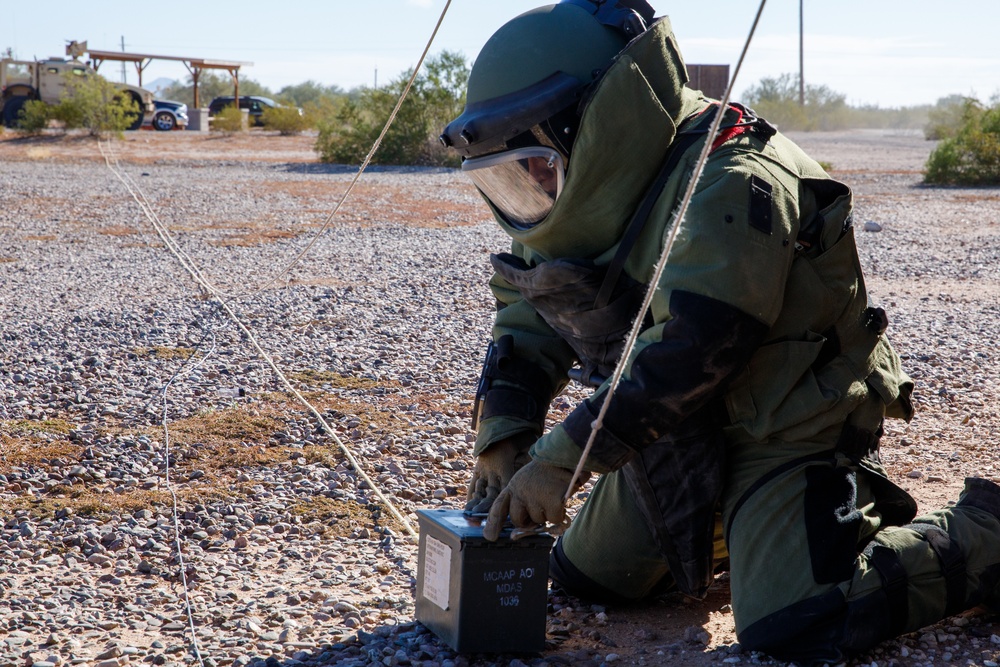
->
1, 128, 1000, 667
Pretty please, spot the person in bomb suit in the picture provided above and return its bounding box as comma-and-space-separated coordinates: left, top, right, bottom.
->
439, 1, 1000, 662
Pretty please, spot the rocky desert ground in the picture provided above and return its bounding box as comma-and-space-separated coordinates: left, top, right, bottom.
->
2, 127, 1000, 667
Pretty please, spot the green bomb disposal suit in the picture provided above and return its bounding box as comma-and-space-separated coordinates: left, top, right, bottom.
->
470, 16, 1000, 664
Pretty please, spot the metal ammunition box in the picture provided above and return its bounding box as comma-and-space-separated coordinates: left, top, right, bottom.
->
415, 508, 553, 654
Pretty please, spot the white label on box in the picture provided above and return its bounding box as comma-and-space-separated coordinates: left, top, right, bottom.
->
423, 535, 451, 611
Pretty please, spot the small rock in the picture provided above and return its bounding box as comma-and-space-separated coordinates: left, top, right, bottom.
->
863, 220, 882, 232
96, 646, 123, 660
683, 626, 711, 645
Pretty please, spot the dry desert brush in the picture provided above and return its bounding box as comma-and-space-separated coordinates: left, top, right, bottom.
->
925, 98, 1000, 186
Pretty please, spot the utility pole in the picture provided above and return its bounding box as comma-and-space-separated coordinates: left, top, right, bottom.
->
120, 35, 127, 84
798, 0, 804, 106
374, 67, 378, 89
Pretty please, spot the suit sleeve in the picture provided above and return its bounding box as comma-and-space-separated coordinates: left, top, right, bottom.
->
473, 243, 577, 456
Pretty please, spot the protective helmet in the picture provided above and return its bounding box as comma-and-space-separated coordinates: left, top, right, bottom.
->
441, 0, 655, 228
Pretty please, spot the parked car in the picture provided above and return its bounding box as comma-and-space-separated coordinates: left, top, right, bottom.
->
144, 99, 188, 131
207, 95, 301, 127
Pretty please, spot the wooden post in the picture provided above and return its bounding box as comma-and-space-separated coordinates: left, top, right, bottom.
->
193, 67, 201, 108
232, 67, 239, 111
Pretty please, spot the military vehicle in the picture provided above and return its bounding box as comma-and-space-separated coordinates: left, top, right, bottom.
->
1, 41, 155, 129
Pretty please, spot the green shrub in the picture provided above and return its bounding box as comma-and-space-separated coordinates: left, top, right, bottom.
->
314, 50, 468, 167
212, 105, 245, 133
261, 105, 308, 135
50, 74, 140, 137
924, 99, 1000, 185
301, 95, 345, 130
17, 100, 54, 134
50, 97, 85, 130
315, 90, 430, 165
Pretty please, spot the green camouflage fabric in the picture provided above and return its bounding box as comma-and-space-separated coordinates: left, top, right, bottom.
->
476, 15, 912, 464
469, 13, 1000, 662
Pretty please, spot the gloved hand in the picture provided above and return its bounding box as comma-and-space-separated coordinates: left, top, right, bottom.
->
483, 459, 589, 541
464, 434, 533, 514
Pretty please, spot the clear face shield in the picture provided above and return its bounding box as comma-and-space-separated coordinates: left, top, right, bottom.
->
462, 146, 566, 229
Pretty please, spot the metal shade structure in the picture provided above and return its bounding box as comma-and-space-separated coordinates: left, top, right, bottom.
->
85, 47, 252, 108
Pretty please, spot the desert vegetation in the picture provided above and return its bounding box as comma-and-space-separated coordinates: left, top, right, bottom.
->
924, 96, 1000, 185
155, 59, 986, 169
15, 72, 140, 136
6, 54, 1000, 181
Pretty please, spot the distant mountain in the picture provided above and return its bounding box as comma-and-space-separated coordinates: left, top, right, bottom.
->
145, 77, 180, 98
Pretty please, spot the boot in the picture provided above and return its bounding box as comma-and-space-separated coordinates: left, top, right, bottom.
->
955, 477, 1000, 611
956, 477, 1000, 519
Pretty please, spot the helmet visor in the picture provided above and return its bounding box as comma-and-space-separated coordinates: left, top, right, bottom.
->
462, 146, 566, 228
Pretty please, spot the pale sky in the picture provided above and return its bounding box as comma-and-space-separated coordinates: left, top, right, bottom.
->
3, 1, 998, 108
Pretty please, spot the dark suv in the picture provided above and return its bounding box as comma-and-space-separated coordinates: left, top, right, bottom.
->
207, 95, 296, 126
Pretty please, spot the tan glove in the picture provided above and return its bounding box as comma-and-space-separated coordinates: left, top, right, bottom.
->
464, 434, 532, 514
483, 459, 588, 542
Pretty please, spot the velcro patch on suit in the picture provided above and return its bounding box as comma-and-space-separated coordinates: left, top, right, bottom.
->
748, 175, 773, 235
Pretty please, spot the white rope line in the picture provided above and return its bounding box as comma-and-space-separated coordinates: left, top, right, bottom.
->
567, 0, 770, 497
98, 140, 220, 666
160, 326, 219, 667
92, 0, 459, 539
99, 139, 418, 540
101, 147, 214, 286
84, 3, 456, 661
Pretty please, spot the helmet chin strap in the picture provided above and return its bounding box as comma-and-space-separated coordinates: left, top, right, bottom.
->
560, 0, 656, 39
